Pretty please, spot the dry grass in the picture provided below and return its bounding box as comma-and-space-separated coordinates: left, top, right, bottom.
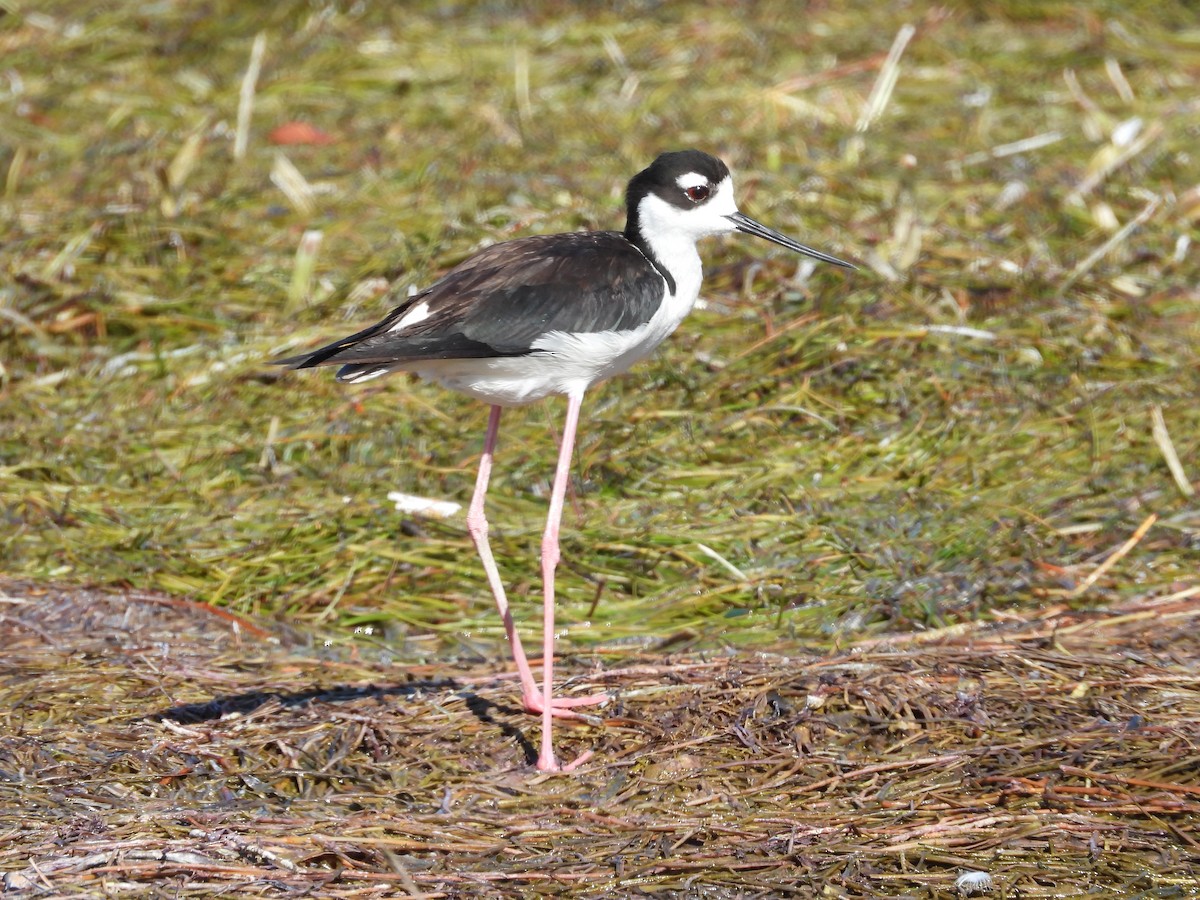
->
3, 578, 1199, 896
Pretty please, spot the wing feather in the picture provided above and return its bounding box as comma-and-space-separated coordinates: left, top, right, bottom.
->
273, 232, 665, 370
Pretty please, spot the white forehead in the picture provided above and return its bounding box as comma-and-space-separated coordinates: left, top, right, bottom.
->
709, 176, 736, 214
676, 171, 710, 190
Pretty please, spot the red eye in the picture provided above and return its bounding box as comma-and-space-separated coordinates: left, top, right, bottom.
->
685, 184, 710, 202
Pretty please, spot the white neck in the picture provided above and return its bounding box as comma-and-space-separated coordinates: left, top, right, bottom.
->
637, 221, 703, 300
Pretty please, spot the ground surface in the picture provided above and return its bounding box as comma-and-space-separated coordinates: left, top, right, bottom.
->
2, 0, 1199, 896
2, 580, 1199, 897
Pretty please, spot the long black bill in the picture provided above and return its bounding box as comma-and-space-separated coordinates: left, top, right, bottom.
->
726, 212, 855, 269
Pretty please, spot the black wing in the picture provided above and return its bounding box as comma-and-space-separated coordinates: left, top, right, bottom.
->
273, 231, 666, 370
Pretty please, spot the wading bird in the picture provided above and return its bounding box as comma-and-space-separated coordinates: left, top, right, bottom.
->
275, 150, 853, 771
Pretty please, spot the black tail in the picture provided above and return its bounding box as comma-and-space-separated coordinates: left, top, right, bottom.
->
270, 320, 387, 370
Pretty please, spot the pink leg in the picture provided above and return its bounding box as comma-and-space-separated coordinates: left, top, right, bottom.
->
465, 405, 606, 730
536, 390, 598, 773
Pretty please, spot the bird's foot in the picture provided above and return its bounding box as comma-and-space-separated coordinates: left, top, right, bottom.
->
536, 748, 593, 773
520, 689, 609, 721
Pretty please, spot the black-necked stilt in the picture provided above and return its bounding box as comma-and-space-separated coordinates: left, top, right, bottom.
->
276, 150, 853, 772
